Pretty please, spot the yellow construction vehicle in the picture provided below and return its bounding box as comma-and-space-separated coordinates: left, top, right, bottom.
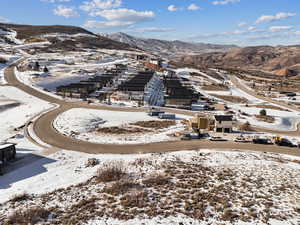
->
274, 136, 296, 147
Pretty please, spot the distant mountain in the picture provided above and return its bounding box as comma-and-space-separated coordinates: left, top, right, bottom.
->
105, 32, 237, 58
177, 45, 300, 77
0, 23, 133, 51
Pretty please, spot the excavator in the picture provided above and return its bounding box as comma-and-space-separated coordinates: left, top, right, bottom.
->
181, 114, 213, 140
274, 136, 296, 147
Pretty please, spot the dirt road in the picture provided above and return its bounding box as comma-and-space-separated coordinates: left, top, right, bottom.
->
4, 64, 300, 156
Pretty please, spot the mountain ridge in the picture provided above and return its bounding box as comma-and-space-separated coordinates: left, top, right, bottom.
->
177, 45, 300, 77
105, 32, 237, 58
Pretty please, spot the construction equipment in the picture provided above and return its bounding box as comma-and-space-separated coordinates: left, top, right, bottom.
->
274, 137, 296, 147
188, 114, 214, 136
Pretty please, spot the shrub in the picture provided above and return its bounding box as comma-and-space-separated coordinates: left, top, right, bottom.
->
103, 180, 140, 195
85, 158, 100, 167
10, 193, 32, 203
7, 207, 50, 224
142, 174, 170, 187
120, 191, 148, 208
0, 57, 7, 64
259, 109, 267, 116
96, 161, 127, 182
239, 121, 254, 131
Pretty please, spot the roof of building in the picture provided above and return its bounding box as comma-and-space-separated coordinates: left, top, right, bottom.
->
0, 143, 16, 150
214, 115, 233, 122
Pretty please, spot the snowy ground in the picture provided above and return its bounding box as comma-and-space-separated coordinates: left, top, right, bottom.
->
0, 54, 21, 84
0, 149, 299, 225
0, 86, 52, 141
194, 75, 300, 131
54, 108, 189, 144
15, 53, 131, 97
176, 67, 223, 84
232, 104, 300, 131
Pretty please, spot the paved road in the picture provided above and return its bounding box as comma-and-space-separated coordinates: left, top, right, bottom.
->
4, 64, 300, 157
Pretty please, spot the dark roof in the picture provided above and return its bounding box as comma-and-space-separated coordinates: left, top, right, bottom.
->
0, 143, 16, 150
214, 115, 233, 121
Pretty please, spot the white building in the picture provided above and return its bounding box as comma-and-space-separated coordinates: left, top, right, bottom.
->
214, 115, 233, 133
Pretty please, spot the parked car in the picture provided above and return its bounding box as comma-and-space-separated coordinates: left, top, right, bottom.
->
252, 138, 273, 145
159, 113, 176, 119
209, 136, 227, 141
181, 132, 192, 141
234, 136, 250, 143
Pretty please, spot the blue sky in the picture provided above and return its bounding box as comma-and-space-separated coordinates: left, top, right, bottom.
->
1, 0, 299, 46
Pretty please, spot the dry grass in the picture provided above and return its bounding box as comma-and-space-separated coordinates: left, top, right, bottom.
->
202, 84, 229, 91
130, 120, 176, 129
103, 180, 140, 195
255, 115, 275, 123
2, 153, 299, 225
120, 191, 149, 209
239, 122, 255, 131
142, 174, 170, 187
96, 161, 127, 183
248, 104, 287, 111
9, 193, 32, 203
211, 94, 248, 103
6, 207, 50, 225
97, 126, 148, 134
24, 37, 46, 43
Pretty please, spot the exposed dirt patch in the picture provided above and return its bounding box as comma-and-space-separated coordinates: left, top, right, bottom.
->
247, 104, 287, 111
96, 126, 149, 134
130, 120, 176, 129
211, 94, 248, 103
255, 115, 275, 123
202, 84, 229, 91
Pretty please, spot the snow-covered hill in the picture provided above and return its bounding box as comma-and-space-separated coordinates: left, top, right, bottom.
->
105, 32, 237, 58
0, 28, 22, 45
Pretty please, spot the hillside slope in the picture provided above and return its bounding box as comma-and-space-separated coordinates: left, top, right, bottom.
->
178, 45, 300, 76
0, 23, 133, 51
105, 32, 237, 58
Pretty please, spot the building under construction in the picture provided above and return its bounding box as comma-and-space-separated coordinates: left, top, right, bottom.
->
56, 70, 120, 99
116, 71, 155, 101
163, 76, 201, 108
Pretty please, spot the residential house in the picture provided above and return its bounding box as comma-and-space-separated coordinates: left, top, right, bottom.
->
214, 115, 233, 133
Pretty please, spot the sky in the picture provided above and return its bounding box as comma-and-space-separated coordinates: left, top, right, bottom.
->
0, 0, 299, 46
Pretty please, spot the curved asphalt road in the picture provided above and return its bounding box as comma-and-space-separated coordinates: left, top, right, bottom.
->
4, 63, 300, 157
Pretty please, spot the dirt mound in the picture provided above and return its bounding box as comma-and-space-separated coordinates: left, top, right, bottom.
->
130, 120, 176, 129
211, 94, 248, 103
97, 126, 149, 134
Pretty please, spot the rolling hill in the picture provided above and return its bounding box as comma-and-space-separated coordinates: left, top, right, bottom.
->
177, 45, 300, 77
105, 32, 237, 58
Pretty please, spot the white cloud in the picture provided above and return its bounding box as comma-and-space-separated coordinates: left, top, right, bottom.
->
187, 4, 200, 11
80, 0, 121, 12
268, 26, 294, 32
255, 12, 296, 24
168, 5, 178, 12
91, 8, 154, 21
84, 8, 155, 29
295, 31, 300, 35
53, 5, 79, 18
237, 22, 247, 27
0, 17, 10, 23
212, 0, 240, 6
